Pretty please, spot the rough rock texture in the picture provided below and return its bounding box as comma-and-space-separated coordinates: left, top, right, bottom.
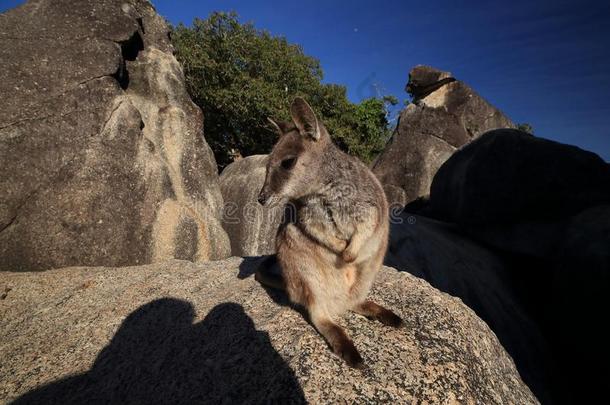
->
0, 258, 538, 404
219, 155, 283, 256
405, 65, 455, 100
385, 213, 552, 403
0, 0, 230, 271
372, 65, 515, 207
429, 128, 610, 226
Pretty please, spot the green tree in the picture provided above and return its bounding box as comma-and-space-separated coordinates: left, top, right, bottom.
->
516, 123, 534, 134
172, 12, 395, 168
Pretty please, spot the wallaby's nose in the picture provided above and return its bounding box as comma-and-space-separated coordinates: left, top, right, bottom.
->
257, 193, 267, 205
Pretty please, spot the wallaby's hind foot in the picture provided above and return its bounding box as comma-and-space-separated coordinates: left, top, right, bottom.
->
354, 300, 404, 328
314, 317, 364, 368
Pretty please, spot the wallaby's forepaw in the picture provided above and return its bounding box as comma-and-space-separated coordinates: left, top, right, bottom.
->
378, 309, 404, 328
342, 248, 357, 263
336, 341, 364, 368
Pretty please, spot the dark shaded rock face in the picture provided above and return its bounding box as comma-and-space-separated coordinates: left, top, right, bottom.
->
219, 155, 283, 256
418, 129, 610, 404
549, 205, 610, 404
429, 128, 610, 226
372, 65, 514, 207
0, 0, 230, 271
385, 213, 552, 404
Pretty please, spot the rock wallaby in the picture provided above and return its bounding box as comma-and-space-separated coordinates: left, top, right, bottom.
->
256, 97, 403, 368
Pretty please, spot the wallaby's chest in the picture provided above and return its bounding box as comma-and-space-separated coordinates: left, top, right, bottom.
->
296, 200, 355, 238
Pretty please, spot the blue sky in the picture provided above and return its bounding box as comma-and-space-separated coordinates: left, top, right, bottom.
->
2, 0, 608, 161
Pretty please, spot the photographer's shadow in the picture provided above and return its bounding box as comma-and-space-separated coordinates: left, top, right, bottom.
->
14, 299, 305, 404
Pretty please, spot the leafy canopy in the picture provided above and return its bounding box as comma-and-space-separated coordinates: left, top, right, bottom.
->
171, 12, 396, 169
516, 123, 534, 135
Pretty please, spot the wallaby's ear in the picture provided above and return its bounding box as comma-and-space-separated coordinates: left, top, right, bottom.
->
267, 118, 292, 136
290, 97, 320, 141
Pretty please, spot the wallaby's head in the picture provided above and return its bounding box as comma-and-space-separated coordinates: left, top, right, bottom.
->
258, 97, 329, 206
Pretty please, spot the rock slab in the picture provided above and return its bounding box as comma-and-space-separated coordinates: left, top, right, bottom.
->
0, 0, 230, 271
422, 128, 610, 403
372, 65, 515, 207
0, 258, 538, 404
219, 155, 283, 256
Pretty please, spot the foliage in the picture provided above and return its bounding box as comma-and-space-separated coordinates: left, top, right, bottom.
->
171, 12, 396, 168
516, 123, 534, 134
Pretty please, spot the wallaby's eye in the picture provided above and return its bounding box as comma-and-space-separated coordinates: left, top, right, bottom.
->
281, 157, 297, 170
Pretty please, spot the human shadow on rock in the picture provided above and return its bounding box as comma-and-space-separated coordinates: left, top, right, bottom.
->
13, 299, 306, 404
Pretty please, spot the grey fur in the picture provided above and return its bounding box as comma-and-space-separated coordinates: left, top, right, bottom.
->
256, 98, 403, 368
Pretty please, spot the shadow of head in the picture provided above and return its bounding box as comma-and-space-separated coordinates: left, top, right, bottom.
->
13, 298, 305, 404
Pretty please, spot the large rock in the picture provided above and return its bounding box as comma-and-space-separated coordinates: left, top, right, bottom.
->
549, 205, 610, 404
420, 129, 610, 403
429, 128, 610, 226
372, 65, 515, 207
385, 212, 552, 403
0, 0, 230, 271
219, 155, 283, 256
0, 258, 537, 404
